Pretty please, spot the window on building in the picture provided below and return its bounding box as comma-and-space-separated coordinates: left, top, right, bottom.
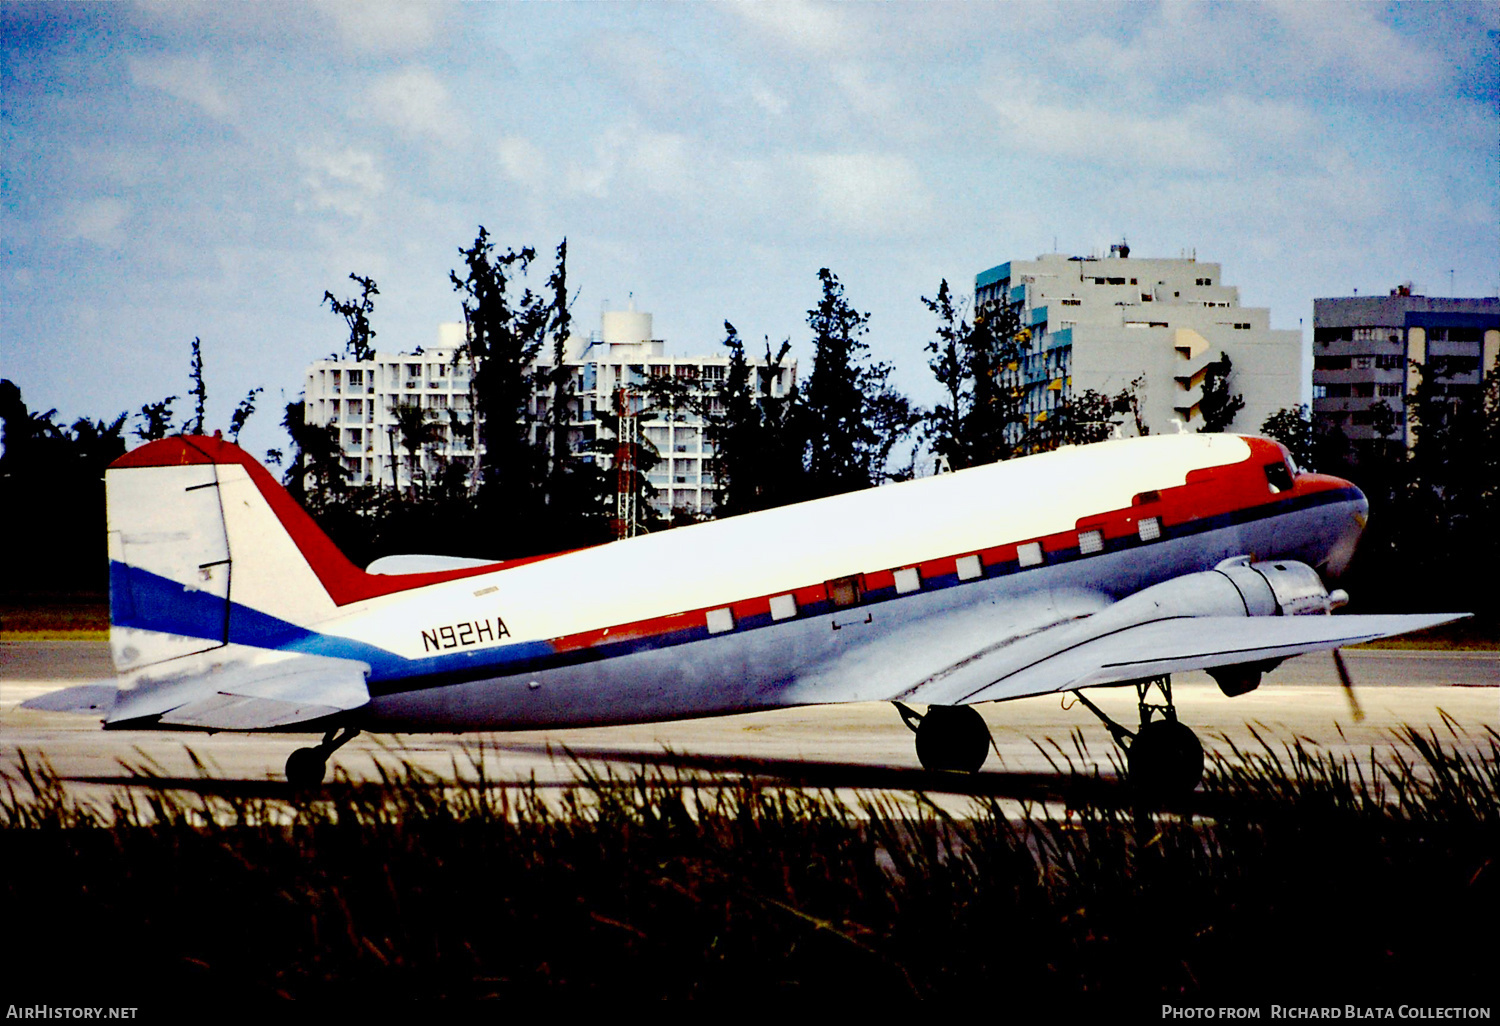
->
1378, 383, 1402, 397
1315, 356, 1352, 370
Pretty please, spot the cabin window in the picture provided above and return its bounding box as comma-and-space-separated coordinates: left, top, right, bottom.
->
1264, 461, 1295, 493
1016, 543, 1043, 568
955, 554, 983, 580
893, 567, 921, 594
769, 594, 798, 620
827, 576, 862, 608
706, 608, 735, 634
1078, 529, 1104, 555
1138, 516, 1161, 542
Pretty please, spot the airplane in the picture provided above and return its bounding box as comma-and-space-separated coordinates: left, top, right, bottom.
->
24, 431, 1463, 795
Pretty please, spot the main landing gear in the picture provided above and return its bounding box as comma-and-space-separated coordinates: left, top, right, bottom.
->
1070, 675, 1204, 799
895, 702, 993, 773
285, 726, 361, 788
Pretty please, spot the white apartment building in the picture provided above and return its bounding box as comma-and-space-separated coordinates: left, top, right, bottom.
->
303, 307, 795, 518
975, 245, 1303, 439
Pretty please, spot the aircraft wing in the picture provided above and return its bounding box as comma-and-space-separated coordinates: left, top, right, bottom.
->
22, 654, 372, 731
912, 612, 1465, 706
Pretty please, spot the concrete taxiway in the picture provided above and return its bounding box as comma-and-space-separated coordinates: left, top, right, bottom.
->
2, 641, 1494, 812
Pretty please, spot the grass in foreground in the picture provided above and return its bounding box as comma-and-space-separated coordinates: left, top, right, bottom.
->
1, 725, 1495, 1002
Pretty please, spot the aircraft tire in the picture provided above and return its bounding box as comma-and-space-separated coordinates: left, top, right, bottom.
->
285, 747, 328, 788
1128, 719, 1204, 798
915, 704, 991, 773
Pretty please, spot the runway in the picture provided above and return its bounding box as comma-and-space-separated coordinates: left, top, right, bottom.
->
2, 641, 1494, 812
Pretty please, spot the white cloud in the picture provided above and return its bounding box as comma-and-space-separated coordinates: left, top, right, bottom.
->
296, 146, 387, 221
984, 88, 1321, 174
61, 198, 131, 247
366, 67, 465, 143
316, 0, 440, 54
1268, 1, 1447, 93
128, 55, 233, 120
793, 152, 933, 237
725, 0, 869, 57
496, 135, 548, 188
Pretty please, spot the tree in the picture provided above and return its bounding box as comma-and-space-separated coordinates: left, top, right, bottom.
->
391, 401, 441, 499
1197, 351, 1245, 433
450, 227, 550, 514
1026, 377, 1146, 452
229, 387, 263, 444
539, 240, 578, 503
187, 336, 207, 434
1260, 405, 1318, 471
700, 324, 805, 517
802, 268, 918, 497
282, 399, 347, 510
324, 273, 379, 361
922, 279, 1028, 470
134, 396, 177, 441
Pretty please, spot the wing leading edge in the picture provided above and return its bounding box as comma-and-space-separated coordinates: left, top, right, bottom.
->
904, 612, 1466, 707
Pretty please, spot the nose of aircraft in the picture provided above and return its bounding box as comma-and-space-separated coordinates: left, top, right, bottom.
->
1322, 477, 1368, 578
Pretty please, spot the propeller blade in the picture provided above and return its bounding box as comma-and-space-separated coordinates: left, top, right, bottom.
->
1331, 647, 1364, 723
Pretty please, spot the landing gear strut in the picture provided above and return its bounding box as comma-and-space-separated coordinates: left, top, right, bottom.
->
285, 726, 361, 788
895, 702, 992, 773
1070, 676, 1203, 798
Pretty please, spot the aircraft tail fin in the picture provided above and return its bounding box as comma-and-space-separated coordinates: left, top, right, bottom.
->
106, 435, 499, 674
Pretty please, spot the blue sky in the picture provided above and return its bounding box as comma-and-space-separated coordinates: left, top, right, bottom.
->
3, 1, 1496, 462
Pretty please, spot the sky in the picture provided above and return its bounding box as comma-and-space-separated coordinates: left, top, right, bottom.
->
3, 1, 1497, 463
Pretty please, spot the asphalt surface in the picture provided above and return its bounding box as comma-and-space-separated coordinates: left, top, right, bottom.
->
2, 641, 1494, 813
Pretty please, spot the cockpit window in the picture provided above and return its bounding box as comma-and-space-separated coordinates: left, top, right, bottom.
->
1264, 461, 1295, 493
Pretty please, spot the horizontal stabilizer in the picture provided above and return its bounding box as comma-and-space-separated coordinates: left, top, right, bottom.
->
955, 612, 1468, 705
20, 684, 119, 715
106, 653, 372, 730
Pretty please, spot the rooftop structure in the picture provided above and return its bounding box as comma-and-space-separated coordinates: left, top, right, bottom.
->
303, 307, 794, 520
1311, 287, 1499, 452
975, 246, 1304, 440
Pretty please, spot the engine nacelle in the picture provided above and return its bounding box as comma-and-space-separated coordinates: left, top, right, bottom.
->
1083, 557, 1341, 698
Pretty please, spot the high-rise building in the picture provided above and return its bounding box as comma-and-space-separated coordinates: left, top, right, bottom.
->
1311, 288, 1499, 450
302, 307, 794, 518
975, 246, 1303, 439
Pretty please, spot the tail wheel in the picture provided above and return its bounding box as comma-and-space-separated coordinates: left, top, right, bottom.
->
1128, 719, 1204, 798
915, 705, 992, 773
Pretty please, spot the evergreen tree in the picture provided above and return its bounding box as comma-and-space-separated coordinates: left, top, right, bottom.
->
802, 268, 917, 497
450, 227, 550, 518
1197, 351, 1245, 433
702, 324, 803, 516
323, 273, 379, 362
922, 279, 1027, 470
